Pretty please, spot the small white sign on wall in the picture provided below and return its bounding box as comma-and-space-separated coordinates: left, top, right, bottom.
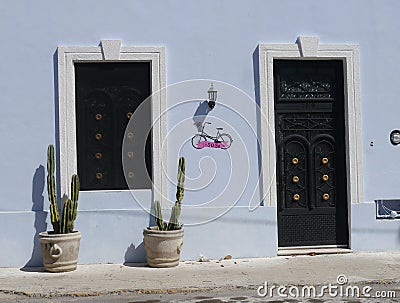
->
376, 199, 400, 219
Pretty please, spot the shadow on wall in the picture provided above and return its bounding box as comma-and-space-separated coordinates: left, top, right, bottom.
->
253, 46, 265, 206
192, 101, 212, 131
123, 243, 146, 266
125, 202, 161, 265
23, 165, 47, 268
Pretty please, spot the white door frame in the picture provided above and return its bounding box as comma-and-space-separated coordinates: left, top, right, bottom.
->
57, 40, 167, 203
258, 36, 363, 248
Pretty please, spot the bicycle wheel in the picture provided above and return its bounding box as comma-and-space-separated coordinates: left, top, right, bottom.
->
192, 134, 207, 149
218, 134, 233, 149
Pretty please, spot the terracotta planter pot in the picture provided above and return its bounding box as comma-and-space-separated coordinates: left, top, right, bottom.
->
143, 227, 184, 268
38, 231, 81, 272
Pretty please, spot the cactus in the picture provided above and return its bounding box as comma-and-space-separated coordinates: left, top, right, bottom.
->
154, 200, 166, 231
70, 174, 80, 231
154, 157, 185, 231
175, 157, 185, 203
46, 144, 80, 234
167, 203, 181, 230
168, 157, 185, 230
47, 145, 60, 233
61, 199, 71, 233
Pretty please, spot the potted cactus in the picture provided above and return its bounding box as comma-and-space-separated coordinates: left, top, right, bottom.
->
38, 145, 81, 272
143, 157, 185, 268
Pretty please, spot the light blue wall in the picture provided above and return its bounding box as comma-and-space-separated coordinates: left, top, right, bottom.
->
0, 0, 400, 267
351, 203, 400, 251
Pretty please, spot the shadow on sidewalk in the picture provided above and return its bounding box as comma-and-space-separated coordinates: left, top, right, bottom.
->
19, 267, 47, 273
123, 263, 147, 268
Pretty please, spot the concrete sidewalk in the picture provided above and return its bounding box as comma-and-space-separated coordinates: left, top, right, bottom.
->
0, 251, 399, 297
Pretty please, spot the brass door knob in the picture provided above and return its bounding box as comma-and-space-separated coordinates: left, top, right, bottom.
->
322, 174, 329, 181
95, 133, 103, 140
322, 157, 329, 165
292, 157, 299, 165
95, 113, 103, 121
95, 152, 102, 160
292, 176, 300, 183
323, 193, 330, 200
293, 194, 300, 201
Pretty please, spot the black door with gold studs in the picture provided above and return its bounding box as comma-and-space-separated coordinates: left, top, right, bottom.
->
274, 60, 349, 247
75, 62, 152, 191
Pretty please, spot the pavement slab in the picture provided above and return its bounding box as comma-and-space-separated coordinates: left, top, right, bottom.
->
0, 252, 399, 298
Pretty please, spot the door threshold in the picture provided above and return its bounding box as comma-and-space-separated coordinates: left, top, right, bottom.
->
278, 246, 352, 256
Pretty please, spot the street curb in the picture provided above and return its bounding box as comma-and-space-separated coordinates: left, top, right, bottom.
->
1, 279, 399, 298
0, 287, 216, 298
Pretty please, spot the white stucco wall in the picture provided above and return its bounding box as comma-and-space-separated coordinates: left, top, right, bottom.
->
0, 0, 400, 267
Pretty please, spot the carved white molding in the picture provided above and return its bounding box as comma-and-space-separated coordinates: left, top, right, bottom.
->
100, 40, 122, 60
297, 36, 319, 57
258, 36, 363, 208
57, 40, 167, 204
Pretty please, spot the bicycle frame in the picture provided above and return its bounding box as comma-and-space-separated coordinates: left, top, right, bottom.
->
198, 124, 223, 141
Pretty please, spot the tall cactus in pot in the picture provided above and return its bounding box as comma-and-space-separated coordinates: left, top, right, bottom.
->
144, 157, 186, 267
46, 144, 80, 234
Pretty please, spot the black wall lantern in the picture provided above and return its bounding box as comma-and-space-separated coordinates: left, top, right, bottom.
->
207, 83, 217, 109
390, 130, 400, 145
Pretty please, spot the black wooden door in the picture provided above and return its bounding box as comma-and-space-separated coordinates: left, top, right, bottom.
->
75, 62, 152, 191
274, 60, 349, 247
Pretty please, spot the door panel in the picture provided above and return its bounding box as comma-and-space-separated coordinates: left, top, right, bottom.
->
75, 62, 152, 191
274, 60, 349, 247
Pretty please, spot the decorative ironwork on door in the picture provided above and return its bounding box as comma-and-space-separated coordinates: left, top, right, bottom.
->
274, 60, 349, 247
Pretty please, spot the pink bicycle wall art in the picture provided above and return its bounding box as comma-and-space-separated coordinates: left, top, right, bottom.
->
191, 122, 233, 149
